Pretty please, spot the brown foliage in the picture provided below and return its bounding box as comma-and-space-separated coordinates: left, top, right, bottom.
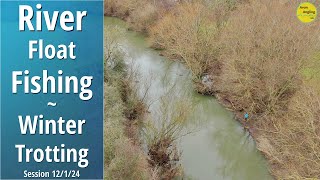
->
106, 0, 320, 178
148, 138, 181, 180
148, 2, 222, 79
217, 1, 320, 178
105, 0, 177, 32
127, 3, 159, 32
106, 139, 154, 180
144, 95, 192, 179
256, 87, 320, 178
217, 0, 320, 115
105, 25, 156, 179
104, 0, 140, 17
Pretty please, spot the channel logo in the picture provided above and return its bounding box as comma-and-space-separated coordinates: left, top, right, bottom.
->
297, 2, 317, 23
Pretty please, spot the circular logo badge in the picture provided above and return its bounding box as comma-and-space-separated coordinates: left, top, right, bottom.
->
297, 2, 317, 23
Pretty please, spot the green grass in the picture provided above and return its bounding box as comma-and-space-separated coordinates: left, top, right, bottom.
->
302, 53, 320, 93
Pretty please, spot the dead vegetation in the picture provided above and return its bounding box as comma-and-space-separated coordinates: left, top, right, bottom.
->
149, 2, 221, 81
105, 24, 189, 180
216, 2, 320, 178
143, 92, 193, 179
217, 1, 320, 178
104, 25, 156, 180
104, 0, 177, 32
217, 1, 319, 115
106, 0, 320, 179
256, 86, 320, 178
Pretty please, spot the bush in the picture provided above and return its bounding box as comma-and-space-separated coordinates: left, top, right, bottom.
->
104, 0, 141, 18
106, 0, 320, 178
105, 139, 152, 180
148, 1, 233, 80
216, 1, 320, 178
128, 3, 159, 32
257, 86, 320, 178
143, 92, 193, 179
105, 65, 152, 179
104, 25, 154, 180
217, 0, 320, 114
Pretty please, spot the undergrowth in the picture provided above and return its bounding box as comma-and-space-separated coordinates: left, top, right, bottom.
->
104, 25, 154, 180
106, 0, 320, 179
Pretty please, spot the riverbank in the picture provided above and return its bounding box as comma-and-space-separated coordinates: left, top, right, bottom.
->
104, 26, 155, 180
105, 0, 320, 179
105, 24, 188, 180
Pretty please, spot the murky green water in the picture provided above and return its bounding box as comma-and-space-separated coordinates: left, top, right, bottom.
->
106, 17, 272, 180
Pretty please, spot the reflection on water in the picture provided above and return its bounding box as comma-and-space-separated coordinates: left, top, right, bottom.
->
106, 17, 272, 180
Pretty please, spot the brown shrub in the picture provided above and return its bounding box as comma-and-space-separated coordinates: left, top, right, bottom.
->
217, 0, 320, 115
105, 0, 177, 32
143, 94, 192, 179
106, 0, 320, 178
104, 0, 142, 18
128, 3, 159, 32
216, 1, 320, 178
148, 2, 223, 79
215, 1, 320, 178
104, 25, 156, 179
106, 139, 153, 180
256, 86, 320, 178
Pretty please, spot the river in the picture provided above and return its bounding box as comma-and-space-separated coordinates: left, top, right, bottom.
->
106, 17, 272, 180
